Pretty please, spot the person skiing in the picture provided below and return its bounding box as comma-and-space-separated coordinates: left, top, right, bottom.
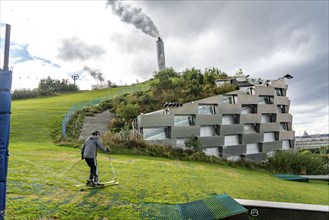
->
81, 130, 110, 187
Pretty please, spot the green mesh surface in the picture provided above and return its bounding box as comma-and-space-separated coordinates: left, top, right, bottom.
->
178, 194, 247, 220
273, 174, 309, 182
140, 194, 247, 220
178, 198, 216, 220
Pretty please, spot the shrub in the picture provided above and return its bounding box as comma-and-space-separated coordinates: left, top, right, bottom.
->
12, 89, 41, 100
266, 150, 329, 175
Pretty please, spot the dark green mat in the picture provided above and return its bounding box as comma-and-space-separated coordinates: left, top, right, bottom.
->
273, 174, 309, 182
140, 193, 247, 220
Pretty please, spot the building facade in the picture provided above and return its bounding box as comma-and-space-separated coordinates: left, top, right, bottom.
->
137, 77, 295, 161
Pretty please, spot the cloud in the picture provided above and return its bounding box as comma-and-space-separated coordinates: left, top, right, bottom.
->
57, 37, 106, 61
1, 0, 328, 135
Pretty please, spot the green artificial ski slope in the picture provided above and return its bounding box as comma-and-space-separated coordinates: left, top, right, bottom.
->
5, 86, 329, 219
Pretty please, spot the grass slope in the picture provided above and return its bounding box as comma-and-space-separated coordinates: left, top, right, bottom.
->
6, 86, 329, 219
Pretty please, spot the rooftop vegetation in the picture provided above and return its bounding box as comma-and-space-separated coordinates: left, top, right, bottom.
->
6, 67, 329, 219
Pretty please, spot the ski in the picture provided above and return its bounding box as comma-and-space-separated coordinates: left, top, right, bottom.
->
75, 180, 116, 188
79, 181, 119, 191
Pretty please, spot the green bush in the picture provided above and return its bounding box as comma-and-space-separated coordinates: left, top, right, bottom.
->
12, 89, 41, 100
266, 150, 329, 175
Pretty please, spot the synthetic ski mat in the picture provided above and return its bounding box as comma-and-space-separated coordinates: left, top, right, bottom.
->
140, 193, 248, 220
273, 174, 309, 182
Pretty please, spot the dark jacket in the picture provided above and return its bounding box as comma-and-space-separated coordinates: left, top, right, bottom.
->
81, 135, 108, 159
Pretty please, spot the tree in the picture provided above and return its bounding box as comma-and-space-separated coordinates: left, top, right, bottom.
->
204, 67, 220, 85
235, 68, 244, 77
38, 76, 78, 95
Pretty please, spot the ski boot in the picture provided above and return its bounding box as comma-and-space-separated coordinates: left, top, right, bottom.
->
92, 176, 104, 187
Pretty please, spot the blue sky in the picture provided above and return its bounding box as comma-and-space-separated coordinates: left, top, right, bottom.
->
0, 0, 328, 135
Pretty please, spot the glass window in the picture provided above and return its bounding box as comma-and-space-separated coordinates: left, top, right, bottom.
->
198, 104, 216, 115
240, 87, 255, 95
241, 105, 257, 114
176, 138, 186, 147
282, 140, 290, 149
200, 126, 214, 137
222, 114, 239, 124
264, 132, 276, 142
277, 105, 287, 113
261, 114, 276, 123
246, 143, 260, 154
275, 89, 283, 96
258, 96, 273, 104
280, 122, 288, 131
222, 95, 237, 104
203, 147, 219, 157
224, 135, 240, 146
143, 128, 167, 140
174, 115, 195, 126
244, 123, 257, 133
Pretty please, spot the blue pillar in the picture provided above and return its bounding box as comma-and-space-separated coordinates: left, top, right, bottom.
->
0, 24, 12, 220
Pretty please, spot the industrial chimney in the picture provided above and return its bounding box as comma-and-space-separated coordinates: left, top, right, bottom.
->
156, 37, 166, 72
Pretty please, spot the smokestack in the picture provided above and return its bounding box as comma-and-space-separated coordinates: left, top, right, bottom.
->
156, 37, 166, 72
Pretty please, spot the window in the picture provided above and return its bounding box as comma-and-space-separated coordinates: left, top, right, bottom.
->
203, 147, 219, 157
200, 126, 215, 137
241, 105, 257, 114
222, 95, 237, 104
143, 128, 167, 140
174, 115, 195, 126
277, 105, 287, 113
261, 114, 276, 123
280, 122, 288, 131
275, 89, 283, 96
258, 96, 273, 104
224, 135, 240, 146
240, 87, 255, 95
264, 132, 276, 142
282, 140, 290, 149
222, 114, 239, 124
176, 138, 187, 148
246, 143, 260, 154
198, 104, 216, 115
244, 123, 257, 133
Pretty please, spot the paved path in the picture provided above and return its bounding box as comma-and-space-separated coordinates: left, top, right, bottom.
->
79, 110, 116, 140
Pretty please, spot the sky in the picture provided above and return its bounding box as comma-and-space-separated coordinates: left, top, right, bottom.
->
0, 0, 328, 136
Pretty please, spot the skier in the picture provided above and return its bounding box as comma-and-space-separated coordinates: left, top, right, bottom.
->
81, 130, 110, 187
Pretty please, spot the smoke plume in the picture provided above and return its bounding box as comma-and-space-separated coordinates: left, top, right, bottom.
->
57, 37, 105, 61
106, 0, 160, 38
83, 66, 105, 84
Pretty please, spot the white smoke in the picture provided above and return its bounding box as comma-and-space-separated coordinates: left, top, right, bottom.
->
106, 0, 160, 38
83, 66, 105, 84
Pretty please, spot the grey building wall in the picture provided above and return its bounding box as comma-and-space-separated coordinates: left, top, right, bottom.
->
137, 78, 295, 161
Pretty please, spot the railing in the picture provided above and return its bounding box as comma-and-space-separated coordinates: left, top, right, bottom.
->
61, 85, 149, 139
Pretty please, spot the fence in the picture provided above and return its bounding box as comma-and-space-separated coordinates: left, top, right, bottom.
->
61, 85, 149, 139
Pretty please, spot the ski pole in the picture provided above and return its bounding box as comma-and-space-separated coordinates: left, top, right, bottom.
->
108, 154, 117, 179
60, 159, 82, 176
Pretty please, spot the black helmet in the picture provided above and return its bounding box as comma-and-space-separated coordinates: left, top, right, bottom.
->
91, 130, 101, 136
